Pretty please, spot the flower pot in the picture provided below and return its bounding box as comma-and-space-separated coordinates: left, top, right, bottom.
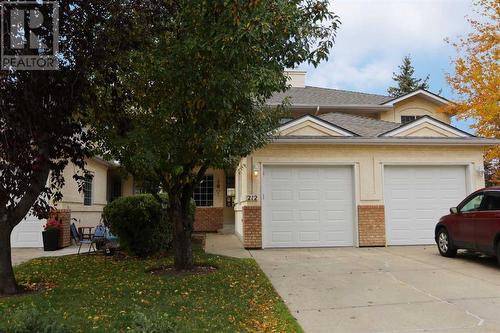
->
42, 230, 59, 251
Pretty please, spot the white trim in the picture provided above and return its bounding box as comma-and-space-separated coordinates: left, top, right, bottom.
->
277, 115, 355, 137
272, 137, 498, 145
382, 89, 450, 106
381, 117, 471, 138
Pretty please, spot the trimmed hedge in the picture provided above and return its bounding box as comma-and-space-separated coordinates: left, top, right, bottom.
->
103, 194, 171, 257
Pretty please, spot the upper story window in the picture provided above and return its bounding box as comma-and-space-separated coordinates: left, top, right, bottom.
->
83, 174, 93, 206
401, 115, 424, 124
193, 175, 214, 207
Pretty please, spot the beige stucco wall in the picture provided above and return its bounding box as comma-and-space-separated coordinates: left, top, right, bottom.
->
280, 120, 344, 136
234, 156, 253, 238
393, 122, 460, 137
54, 158, 109, 227
379, 96, 451, 124
237, 144, 486, 210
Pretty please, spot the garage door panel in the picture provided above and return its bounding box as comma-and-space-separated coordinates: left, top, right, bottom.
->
263, 165, 354, 248
384, 165, 467, 246
11, 214, 45, 248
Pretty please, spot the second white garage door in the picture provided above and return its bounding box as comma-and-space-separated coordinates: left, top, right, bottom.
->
262, 165, 355, 248
384, 165, 467, 245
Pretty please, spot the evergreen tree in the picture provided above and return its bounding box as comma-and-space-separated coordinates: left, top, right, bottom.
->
388, 55, 430, 97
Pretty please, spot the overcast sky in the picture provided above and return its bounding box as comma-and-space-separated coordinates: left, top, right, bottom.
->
301, 0, 474, 96
298, 0, 476, 130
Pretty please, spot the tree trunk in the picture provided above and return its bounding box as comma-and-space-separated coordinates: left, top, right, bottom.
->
169, 189, 195, 270
0, 223, 17, 295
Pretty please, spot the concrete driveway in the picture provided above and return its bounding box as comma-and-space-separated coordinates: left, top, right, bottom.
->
250, 246, 500, 333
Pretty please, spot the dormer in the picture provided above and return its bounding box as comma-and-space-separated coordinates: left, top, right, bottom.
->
378, 89, 452, 124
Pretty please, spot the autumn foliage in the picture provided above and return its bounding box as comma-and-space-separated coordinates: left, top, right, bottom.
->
445, 0, 500, 184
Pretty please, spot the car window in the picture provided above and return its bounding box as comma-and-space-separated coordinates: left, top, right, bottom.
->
482, 192, 500, 211
460, 193, 484, 212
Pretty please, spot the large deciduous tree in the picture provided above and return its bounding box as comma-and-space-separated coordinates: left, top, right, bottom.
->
388, 55, 430, 97
92, 0, 340, 269
0, 1, 149, 295
445, 0, 500, 185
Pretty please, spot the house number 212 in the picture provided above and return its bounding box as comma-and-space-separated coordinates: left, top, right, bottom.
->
247, 195, 258, 201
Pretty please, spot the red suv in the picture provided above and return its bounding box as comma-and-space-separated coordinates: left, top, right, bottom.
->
435, 187, 500, 265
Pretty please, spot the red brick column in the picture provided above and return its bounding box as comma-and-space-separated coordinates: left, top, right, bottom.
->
193, 207, 224, 232
358, 205, 386, 247
50, 209, 71, 248
243, 206, 261, 249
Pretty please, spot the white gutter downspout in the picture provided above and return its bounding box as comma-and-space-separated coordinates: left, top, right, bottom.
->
315, 105, 320, 115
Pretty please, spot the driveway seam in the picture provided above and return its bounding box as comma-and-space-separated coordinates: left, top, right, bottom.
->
385, 270, 485, 327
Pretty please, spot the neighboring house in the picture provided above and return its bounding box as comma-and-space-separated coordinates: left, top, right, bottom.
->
11, 71, 500, 249
10, 157, 119, 247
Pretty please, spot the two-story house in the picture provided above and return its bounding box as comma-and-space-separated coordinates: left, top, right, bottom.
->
11, 71, 499, 249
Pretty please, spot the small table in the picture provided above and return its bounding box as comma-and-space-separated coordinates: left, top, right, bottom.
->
78, 227, 94, 240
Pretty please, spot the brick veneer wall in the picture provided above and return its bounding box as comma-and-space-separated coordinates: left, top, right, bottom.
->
243, 206, 262, 249
193, 207, 224, 232
50, 209, 71, 248
358, 205, 386, 247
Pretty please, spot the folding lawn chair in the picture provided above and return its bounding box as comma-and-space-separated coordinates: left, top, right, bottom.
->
77, 224, 106, 254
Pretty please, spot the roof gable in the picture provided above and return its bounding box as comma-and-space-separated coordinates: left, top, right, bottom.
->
382, 89, 450, 106
278, 115, 356, 137
380, 116, 473, 138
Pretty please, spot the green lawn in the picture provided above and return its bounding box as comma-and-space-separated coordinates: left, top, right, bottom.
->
0, 247, 302, 332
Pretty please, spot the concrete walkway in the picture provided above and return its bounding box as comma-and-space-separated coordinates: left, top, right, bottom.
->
251, 246, 500, 333
12, 246, 80, 266
204, 233, 251, 258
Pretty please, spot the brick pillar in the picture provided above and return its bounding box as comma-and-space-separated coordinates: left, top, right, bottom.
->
193, 207, 224, 232
358, 205, 386, 247
50, 209, 71, 248
243, 206, 261, 249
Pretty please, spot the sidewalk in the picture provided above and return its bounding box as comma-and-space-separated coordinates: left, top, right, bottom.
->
205, 233, 251, 259
12, 246, 79, 266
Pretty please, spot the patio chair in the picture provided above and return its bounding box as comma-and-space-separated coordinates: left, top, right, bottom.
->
78, 224, 106, 255
70, 222, 80, 245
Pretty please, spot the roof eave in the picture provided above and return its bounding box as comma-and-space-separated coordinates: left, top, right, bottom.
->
266, 104, 393, 111
271, 137, 500, 146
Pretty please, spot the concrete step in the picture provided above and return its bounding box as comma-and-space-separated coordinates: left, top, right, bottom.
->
218, 224, 235, 235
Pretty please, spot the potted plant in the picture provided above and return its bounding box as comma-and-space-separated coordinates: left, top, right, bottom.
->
42, 219, 60, 251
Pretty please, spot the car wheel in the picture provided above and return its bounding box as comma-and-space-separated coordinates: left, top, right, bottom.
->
437, 228, 457, 258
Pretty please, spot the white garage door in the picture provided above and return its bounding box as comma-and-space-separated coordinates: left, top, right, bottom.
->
263, 165, 355, 248
11, 214, 45, 248
384, 165, 467, 245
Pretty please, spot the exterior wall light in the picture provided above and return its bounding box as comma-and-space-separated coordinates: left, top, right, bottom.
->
253, 163, 259, 176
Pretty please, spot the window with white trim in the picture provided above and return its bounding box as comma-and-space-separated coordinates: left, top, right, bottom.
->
193, 175, 214, 207
83, 174, 93, 206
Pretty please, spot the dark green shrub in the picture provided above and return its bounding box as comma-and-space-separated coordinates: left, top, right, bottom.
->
103, 194, 171, 257
2, 305, 70, 333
